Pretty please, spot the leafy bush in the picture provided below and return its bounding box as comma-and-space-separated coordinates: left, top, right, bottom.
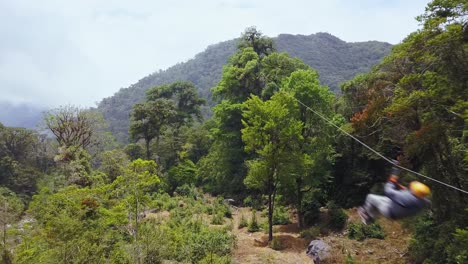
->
447, 228, 468, 264
212, 197, 232, 218
348, 222, 385, 241
270, 237, 282, 250
243, 195, 262, 210
327, 201, 348, 230
407, 214, 467, 264
174, 184, 199, 198
248, 210, 260, 232
300, 227, 320, 240
273, 206, 290, 225
238, 214, 248, 229
211, 212, 225, 225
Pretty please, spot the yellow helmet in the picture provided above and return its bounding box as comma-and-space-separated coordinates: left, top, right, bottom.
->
409, 181, 431, 198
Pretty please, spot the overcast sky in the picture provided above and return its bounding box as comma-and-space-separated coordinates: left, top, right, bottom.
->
0, 0, 430, 108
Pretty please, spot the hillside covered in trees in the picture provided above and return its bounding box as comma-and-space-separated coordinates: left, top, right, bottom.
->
98, 33, 392, 142
1, 0, 467, 263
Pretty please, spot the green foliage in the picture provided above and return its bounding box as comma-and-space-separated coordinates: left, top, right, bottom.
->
327, 201, 348, 230
269, 236, 283, 250
0, 126, 45, 195
340, 1, 467, 262
348, 222, 385, 241
408, 212, 468, 264
14, 170, 236, 263
273, 206, 290, 225
243, 195, 263, 210
446, 227, 468, 264
238, 214, 248, 229
98, 149, 129, 182
345, 252, 357, 264
248, 210, 260, 233
54, 146, 93, 187
124, 143, 144, 161
242, 91, 303, 240
97, 32, 390, 143
299, 227, 320, 240
167, 159, 198, 193
211, 212, 225, 225
129, 99, 176, 159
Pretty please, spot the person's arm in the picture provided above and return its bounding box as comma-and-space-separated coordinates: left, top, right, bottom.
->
388, 175, 407, 190
384, 181, 401, 201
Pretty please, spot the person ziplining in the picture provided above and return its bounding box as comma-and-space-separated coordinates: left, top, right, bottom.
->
358, 160, 431, 225
290, 94, 466, 226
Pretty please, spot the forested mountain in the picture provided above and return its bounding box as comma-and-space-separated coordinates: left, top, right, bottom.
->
98, 33, 392, 142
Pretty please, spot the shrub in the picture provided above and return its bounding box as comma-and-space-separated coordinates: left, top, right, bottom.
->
269, 237, 282, 250
248, 210, 260, 232
211, 212, 225, 225
447, 228, 468, 264
214, 197, 232, 218
273, 206, 290, 225
174, 184, 198, 198
238, 214, 248, 229
243, 195, 262, 210
345, 252, 356, 264
300, 227, 320, 240
348, 222, 385, 241
327, 201, 348, 230
407, 215, 464, 264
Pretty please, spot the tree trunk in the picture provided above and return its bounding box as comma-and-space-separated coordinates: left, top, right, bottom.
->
268, 192, 273, 242
296, 177, 304, 228
145, 139, 150, 160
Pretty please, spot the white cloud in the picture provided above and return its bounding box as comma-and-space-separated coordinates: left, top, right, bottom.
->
0, 0, 430, 108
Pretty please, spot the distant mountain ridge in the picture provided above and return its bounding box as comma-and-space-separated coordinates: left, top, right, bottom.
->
98, 32, 392, 142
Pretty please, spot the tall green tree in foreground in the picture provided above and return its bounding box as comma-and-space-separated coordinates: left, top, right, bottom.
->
282, 69, 337, 227
242, 91, 303, 241
201, 27, 309, 194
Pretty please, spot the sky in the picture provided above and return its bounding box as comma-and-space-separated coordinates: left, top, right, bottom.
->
0, 0, 430, 108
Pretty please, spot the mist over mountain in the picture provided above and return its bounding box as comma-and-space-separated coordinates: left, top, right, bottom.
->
0, 101, 46, 129
98, 32, 392, 142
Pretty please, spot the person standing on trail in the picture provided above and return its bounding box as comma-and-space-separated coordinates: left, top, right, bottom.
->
358, 160, 431, 224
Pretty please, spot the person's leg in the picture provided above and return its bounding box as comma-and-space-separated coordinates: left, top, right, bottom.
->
363, 194, 392, 219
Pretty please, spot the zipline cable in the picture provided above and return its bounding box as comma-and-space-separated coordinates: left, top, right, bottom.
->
292, 97, 468, 195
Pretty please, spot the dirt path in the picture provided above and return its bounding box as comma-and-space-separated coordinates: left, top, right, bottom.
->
230, 207, 312, 264
229, 207, 411, 264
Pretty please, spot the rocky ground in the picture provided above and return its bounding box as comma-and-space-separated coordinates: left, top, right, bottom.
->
230, 207, 411, 264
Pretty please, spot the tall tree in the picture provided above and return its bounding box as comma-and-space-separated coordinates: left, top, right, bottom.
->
44, 105, 106, 150
129, 99, 176, 160
145, 81, 205, 168
282, 69, 337, 227
242, 92, 303, 241
202, 27, 310, 194
146, 81, 205, 130
238, 26, 275, 57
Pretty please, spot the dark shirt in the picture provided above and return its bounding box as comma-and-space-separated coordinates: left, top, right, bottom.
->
384, 182, 430, 219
